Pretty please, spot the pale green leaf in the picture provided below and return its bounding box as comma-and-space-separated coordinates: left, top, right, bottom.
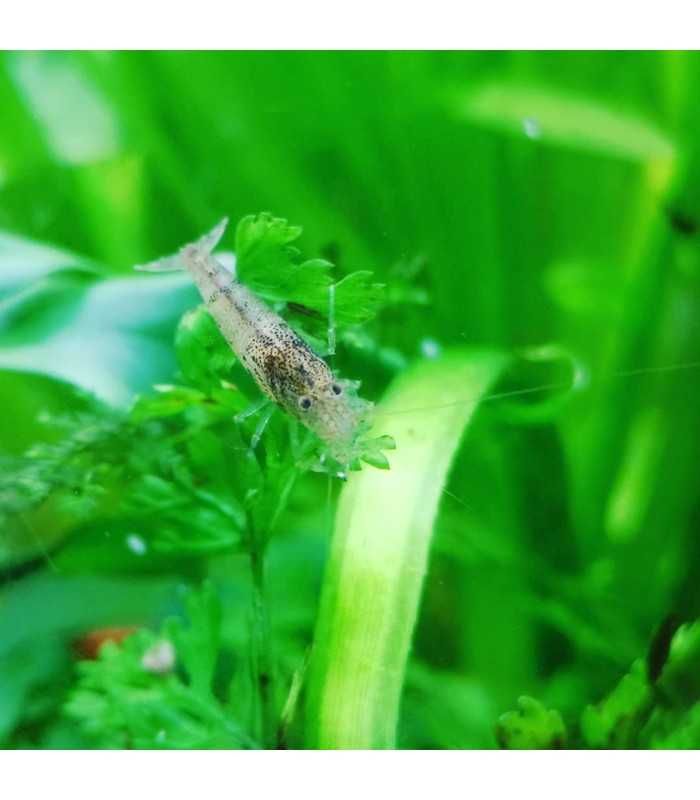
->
457, 81, 676, 162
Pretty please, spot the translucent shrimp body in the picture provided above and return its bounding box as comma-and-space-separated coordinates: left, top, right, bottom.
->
136, 219, 372, 461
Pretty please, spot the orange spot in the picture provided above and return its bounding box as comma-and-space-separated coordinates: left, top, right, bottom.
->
74, 626, 139, 660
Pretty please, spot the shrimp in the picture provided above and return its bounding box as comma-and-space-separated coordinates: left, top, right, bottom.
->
135, 218, 372, 463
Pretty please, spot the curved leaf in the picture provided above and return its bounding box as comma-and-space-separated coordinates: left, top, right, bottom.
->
0, 230, 197, 405
306, 348, 509, 748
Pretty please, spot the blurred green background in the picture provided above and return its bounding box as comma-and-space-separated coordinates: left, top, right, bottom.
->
1, 51, 700, 748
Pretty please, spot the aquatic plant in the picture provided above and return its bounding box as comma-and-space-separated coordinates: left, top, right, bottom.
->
2, 51, 700, 750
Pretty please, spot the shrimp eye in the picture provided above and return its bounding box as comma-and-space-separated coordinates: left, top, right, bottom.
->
331, 383, 342, 395
299, 396, 312, 410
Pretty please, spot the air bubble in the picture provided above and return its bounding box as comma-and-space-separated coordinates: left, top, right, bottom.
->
420, 338, 441, 359
126, 533, 147, 556
522, 117, 541, 139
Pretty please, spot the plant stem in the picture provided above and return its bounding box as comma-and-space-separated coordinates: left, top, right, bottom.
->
248, 519, 274, 747
305, 349, 508, 748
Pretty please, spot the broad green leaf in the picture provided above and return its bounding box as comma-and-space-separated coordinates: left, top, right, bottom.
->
457, 81, 676, 162
0, 230, 96, 290
306, 348, 509, 748
7, 51, 122, 166
0, 230, 197, 405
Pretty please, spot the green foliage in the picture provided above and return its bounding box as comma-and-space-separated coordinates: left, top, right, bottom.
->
164, 582, 222, 699
2, 51, 700, 751
65, 583, 256, 749
656, 620, 700, 705
235, 212, 384, 330
496, 621, 700, 749
496, 696, 566, 749
0, 409, 133, 568
0, 392, 249, 569
0, 637, 72, 747
175, 307, 237, 393
0, 205, 389, 748
2, 252, 358, 570
580, 661, 652, 748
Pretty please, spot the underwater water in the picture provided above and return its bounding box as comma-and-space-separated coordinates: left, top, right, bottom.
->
1, 50, 700, 749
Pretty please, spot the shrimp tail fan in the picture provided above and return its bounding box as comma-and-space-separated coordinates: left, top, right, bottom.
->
134, 217, 229, 272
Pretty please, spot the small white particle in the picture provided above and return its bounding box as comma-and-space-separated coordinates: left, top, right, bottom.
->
141, 640, 176, 674
126, 534, 147, 556
156, 729, 167, 743
420, 338, 441, 359
522, 117, 541, 140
